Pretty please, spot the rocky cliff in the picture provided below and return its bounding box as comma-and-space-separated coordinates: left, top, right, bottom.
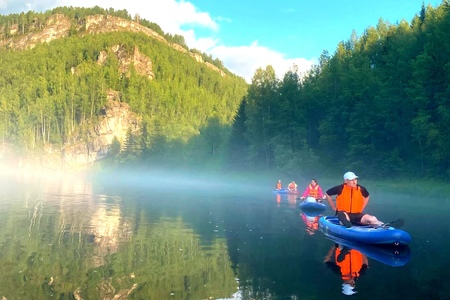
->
0, 13, 228, 172
10, 90, 139, 172
0, 14, 226, 77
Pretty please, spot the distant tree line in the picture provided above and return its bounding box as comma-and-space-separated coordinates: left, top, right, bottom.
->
228, 2, 450, 179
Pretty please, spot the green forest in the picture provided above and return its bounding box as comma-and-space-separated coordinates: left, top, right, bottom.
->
229, 2, 450, 179
1, 3, 450, 179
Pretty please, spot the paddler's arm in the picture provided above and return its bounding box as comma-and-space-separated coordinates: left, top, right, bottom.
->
363, 254, 369, 266
325, 193, 336, 211
362, 196, 369, 211
360, 186, 370, 211
324, 245, 336, 263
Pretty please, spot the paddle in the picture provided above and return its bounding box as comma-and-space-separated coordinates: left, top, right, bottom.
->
362, 218, 405, 229
338, 213, 405, 229
379, 218, 405, 229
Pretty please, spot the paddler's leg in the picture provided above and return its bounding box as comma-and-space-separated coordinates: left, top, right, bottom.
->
337, 211, 352, 228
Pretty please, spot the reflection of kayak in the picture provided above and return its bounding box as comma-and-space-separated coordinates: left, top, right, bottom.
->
318, 216, 412, 245
323, 235, 411, 267
273, 189, 299, 195
298, 199, 327, 217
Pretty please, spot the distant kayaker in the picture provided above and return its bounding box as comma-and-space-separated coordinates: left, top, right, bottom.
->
287, 181, 297, 191
275, 179, 282, 190
324, 172, 383, 228
300, 179, 325, 201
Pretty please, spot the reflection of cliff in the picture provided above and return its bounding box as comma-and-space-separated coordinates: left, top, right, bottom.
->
42, 177, 133, 268
90, 198, 132, 268
0, 177, 238, 299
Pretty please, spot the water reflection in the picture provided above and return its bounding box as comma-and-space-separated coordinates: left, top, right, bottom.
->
1, 172, 447, 299
0, 175, 238, 299
324, 244, 368, 296
300, 213, 320, 235
323, 236, 411, 267
322, 235, 411, 296
286, 194, 298, 208
274, 193, 299, 209
298, 198, 326, 236
89, 195, 132, 267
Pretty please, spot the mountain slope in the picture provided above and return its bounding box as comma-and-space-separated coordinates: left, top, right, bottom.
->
0, 7, 248, 171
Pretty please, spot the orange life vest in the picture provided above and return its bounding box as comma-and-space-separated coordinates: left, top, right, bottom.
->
335, 248, 364, 280
288, 182, 297, 190
308, 184, 319, 198
336, 184, 365, 213
276, 182, 282, 189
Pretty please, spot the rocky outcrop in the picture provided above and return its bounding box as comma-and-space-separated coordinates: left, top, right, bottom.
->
62, 90, 140, 170
0, 14, 224, 77
4, 90, 139, 172
1, 14, 71, 49
97, 45, 154, 80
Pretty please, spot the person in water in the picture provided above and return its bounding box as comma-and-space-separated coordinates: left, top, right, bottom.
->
300, 179, 325, 200
275, 179, 282, 190
287, 181, 298, 191
324, 172, 384, 228
324, 244, 368, 296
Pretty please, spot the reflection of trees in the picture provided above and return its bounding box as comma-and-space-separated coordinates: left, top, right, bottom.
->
87, 218, 237, 299
0, 177, 237, 299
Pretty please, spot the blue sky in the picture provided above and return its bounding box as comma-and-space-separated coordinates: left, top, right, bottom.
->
0, 0, 443, 82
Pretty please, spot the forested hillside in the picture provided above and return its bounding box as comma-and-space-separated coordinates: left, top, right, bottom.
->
0, 6, 248, 170
2, 3, 450, 179
230, 2, 450, 179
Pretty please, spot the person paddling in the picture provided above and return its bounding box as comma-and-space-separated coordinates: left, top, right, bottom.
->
275, 180, 282, 190
287, 181, 297, 191
300, 179, 325, 201
324, 172, 403, 228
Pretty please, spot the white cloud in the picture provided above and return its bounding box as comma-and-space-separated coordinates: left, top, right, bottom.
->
1, 0, 314, 83
52, 0, 218, 35
209, 42, 315, 83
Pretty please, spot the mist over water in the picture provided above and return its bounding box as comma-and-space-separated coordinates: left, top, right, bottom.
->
0, 168, 449, 299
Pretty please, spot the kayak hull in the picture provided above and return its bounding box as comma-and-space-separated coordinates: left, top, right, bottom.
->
299, 201, 327, 217
273, 189, 299, 195
318, 216, 411, 245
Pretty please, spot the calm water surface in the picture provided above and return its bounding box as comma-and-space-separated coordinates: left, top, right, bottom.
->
0, 172, 449, 300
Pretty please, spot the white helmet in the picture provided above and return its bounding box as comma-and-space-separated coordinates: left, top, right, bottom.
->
342, 283, 357, 296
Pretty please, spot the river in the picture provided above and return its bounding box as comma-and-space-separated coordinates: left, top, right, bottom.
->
0, 170, 448, 299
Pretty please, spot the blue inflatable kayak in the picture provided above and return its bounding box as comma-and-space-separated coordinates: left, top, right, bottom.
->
273, 189, 299, 195
318, 216, 411, 245
298, 200, 327, 217
323, 235, 411, 267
